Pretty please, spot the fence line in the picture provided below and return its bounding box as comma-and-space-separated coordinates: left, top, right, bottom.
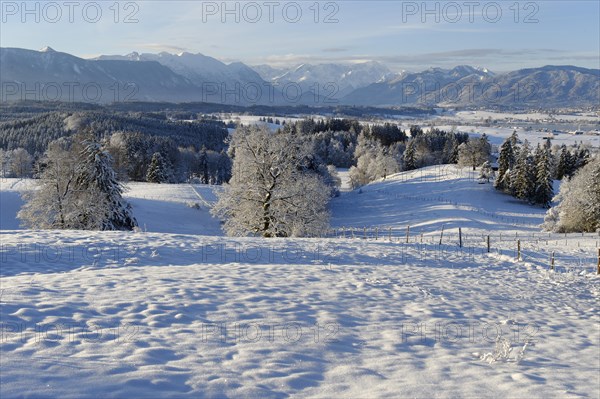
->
317, 225, 600, 274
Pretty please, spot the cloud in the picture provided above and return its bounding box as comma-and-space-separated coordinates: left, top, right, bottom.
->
249, 48, 599, 72
136, 43, 189, 53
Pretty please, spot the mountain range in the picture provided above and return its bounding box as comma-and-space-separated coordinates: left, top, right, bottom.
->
1, 47, 598, 109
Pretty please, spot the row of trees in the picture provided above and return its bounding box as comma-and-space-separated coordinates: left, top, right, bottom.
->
0, 111, 231, 184
12, 114, 596, 235
106, 132, 232, 184
258, 117, 283, 125
0, 111, 229, 156
495, 132, 591, 208
495, 133, 554, 207
349, 128, 475, 188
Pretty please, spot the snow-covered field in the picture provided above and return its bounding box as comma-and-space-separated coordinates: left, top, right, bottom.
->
1, 167, 599, 398
432, 125, 600, 148
217, 111, 600, 147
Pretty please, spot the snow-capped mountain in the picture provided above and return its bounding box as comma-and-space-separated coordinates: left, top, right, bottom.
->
1, 48, 598, 108
94, 51, 324, 105
0, 48, 321, 105
341, 65, 599, 108
96, 51, 266, 89
0, 47, 199, 103
342, 65, 493, 106
254, 61, 398, 98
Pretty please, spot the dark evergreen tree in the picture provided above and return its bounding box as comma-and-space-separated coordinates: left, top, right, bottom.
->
495, 135, 516, 192
534, 146, 554, 208
198, 147, 209, 184
146, 152, 169, 183
403, 140, 417, 171
575, 144, 590, 170
512, 141, 534, 201
556, 145, 570, 180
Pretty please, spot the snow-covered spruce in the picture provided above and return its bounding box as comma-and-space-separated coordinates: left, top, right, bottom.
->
146, 152, 172, 183
533, 145, 554, 208
495, 131, 518, 192
18, 136, 137, 231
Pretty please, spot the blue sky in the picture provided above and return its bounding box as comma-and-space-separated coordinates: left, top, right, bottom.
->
1, 1, 598, 72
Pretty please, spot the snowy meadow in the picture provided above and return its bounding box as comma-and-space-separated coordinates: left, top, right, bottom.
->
2, 0, 600, 395
1, 162, 599, 398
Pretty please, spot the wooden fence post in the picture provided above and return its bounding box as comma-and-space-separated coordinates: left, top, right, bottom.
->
551, 251, 555, 271
486, 235, 490, 253
406, 225, 410, 244
439, 225, 445, 246
517, 240, 521, 261
459, 228, 463, 248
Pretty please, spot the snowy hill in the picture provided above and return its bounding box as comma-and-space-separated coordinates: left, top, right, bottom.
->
331, 165, 546, 234
1, 168, 599, 398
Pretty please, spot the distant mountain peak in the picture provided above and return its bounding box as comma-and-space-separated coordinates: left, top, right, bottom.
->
40, 46, 56, 53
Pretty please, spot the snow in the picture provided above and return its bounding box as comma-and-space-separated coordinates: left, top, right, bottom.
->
331, 166, 547, 233
124, 183, 221, 235
430, 125, 600, 148
0, 180, 222, 235
1, 168, 599, 398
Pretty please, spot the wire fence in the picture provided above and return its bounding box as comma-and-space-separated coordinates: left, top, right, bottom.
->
319, 225, 600, 275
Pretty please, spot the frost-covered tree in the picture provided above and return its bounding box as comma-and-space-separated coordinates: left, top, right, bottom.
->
0, 149, 9, 177
146, 152, 169, 183
479, 161, 493, 182
349, 133, 399, 188
574, 144, 591, 171
197, 147, 209, 184
533, 146, 554, 208
458, 134, 491, 171
9, 148, 33, 177
211, 126, 331, 237
18, 138, 81, 229
544, 156, 600, 232
442, 134, 459, 164
19, 137, 137, 231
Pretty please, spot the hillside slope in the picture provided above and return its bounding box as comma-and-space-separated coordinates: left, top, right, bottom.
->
1, 168, 599, 398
